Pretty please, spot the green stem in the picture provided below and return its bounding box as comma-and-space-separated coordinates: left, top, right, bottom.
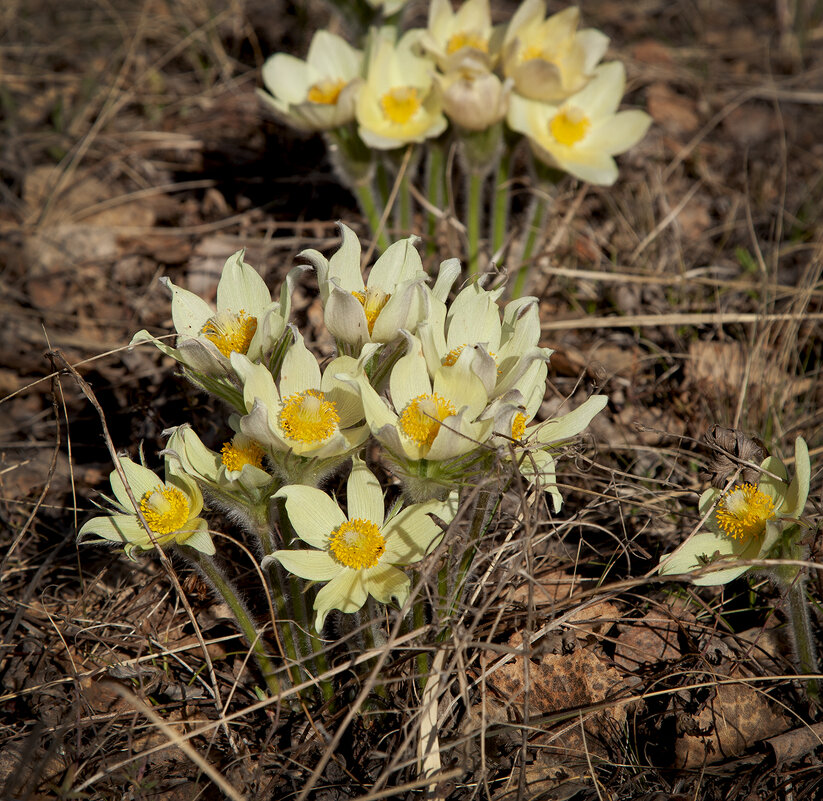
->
275, 497, 334, 703
180, 546, 282, 697
512, 191, 551, 299
490, 151, 510, 264
354, 181, 389, 253
426, 143, 445, 256
467, 170, 485, 277
786, 574, 821, 704
398, 159, 413, 236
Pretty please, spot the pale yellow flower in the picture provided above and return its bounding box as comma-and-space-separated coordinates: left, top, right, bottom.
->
502, 2, 608, 103
507, 61, 651, 185
419, 0, 495, 73
659, 438, 811, 586
265, 456, 458, 631
344, 332, 493, 465
418, 282, 552, 401
131, 250, 293, 378
163, 424, 271, 502
230, 333, 369, 484
78, 456, 213, 559
259, 30, 363, 131
356, 32, 447, 149
485, 391, 608, 511
300, 223, 438, 353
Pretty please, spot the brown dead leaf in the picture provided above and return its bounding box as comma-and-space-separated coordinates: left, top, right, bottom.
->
632, 40, 675, 65
489, 640, 631, 742
646, 83, 700, 135
675, 681, 787, 767
614, 604, 694, 673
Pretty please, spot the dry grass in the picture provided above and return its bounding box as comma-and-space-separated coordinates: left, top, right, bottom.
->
1, 0, 822, 798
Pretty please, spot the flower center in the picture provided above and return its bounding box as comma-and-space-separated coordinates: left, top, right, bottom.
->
441, 344, 497, 367
511, 412, 527, 442
221, 436, 264, 472
715, 483, 776, 541
398, 393, 457, 449
380, 86, 422, 125
521, 44, 552, 63
550, 106, 590, 146
279, 389, 340, 444
446, 31, 488, 54
328, 518, 386, 570
352, 288, 391, 335
307, 78, 346, 105
200, 311, 257, 358
139, 484, 190, 536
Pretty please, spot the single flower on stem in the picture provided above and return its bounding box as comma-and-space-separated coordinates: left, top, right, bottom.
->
502, 1, 608, 103
418, 281, 552, 401
163, 424, 273, 507
266, 456, 458, 632
658, 437, 811, 585
258, 30, 363, 131
356, 31, 447, 150
300, 223, 460, 355
418, 0, 496, 73
78, 455, 213, 559
131, 250, 295, 382
230, 332, 369, 485
507, 61, 652, 186
485, 384, 608, 511
344, 331, 494, 500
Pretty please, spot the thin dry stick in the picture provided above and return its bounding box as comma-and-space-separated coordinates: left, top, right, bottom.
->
363, 145, 415, 265
541, 311, 823, 331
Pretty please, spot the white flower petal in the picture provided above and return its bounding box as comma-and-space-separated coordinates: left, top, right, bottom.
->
347, 456, 385, 527
275, 485, 346, 549
363, 564, 410, 606
216, 250, 271, 317
314, 570, 368, 630
279, 333, 322, 398
274, 549, 342, 581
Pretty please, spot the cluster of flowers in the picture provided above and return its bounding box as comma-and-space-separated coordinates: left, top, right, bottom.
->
260, 0, 651, 186
78, 225, 607, 632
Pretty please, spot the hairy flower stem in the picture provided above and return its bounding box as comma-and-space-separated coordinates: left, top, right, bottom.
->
490, 152, 511, 262
511, 191, 551, 299
466, 171, 485, 277
785, 572, 821, 704
355, 181, 390, 253
179, 545, 283, 698
274, 497, 334, 702
250, 507, 327, 701
425, 143, 445, 256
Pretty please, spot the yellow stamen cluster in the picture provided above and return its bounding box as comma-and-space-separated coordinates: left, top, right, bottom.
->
446, 31, 488, 54
380, 87, 422, 125
307, 78, 346, 105
328, 518, 386, 570
352, 288, 391, 335
715, 483, 776, 541
399, 393, 457, 449
550, 107, 590, 146
511, 412, 527, 442
521, 44, 550, 63
221, 438, 264, 473
139, 484, 190, 536
201, 311, 257, 358
279, 389, 340, 444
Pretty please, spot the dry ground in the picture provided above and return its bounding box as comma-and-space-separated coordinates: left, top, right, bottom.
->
1, 0, 823, 799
